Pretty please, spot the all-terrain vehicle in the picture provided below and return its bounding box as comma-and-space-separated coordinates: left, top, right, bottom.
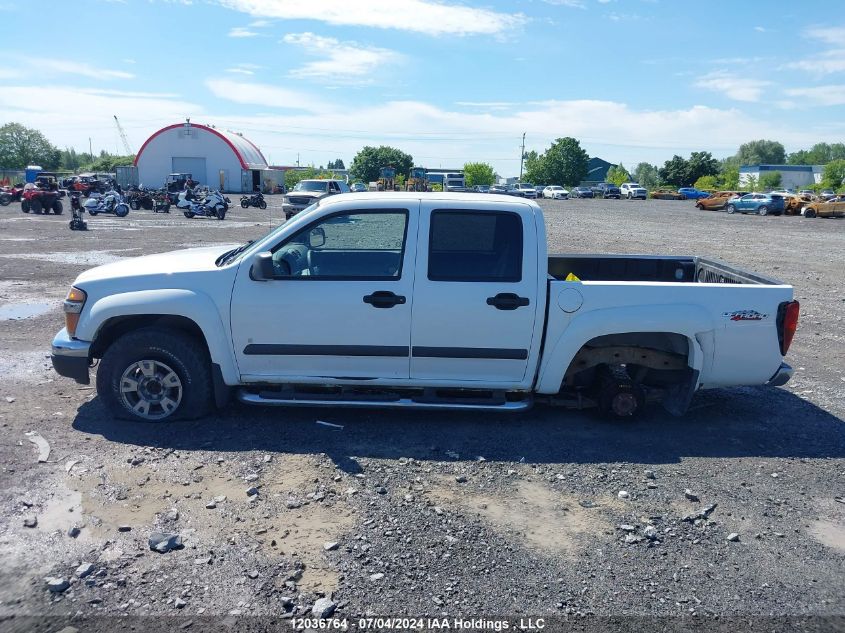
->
126, 185, 156, 210
21, 175, 63, 215
164, 173, 193, 205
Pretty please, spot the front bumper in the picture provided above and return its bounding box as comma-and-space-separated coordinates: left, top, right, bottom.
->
766, 362, 793, 387
51, 328, 91, 384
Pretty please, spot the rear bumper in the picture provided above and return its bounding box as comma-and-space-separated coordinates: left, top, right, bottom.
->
766, 362, 793, 387
51, 328, 91, 385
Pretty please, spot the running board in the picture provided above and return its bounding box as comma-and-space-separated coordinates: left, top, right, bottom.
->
236, 389, 533, 412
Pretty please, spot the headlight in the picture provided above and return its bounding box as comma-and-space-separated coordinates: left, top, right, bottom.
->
63, 286, 86, 337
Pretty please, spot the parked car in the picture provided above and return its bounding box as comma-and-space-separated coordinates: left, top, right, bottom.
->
619, 183, 647, 200
534, 185, 546, 198
678, 187, 710, 200
50, 191, 799, 423
282, 179, 350, 220
592, 183, 621, 199
543, 186, 569, 199
783, 193, 814, 216
695, 191, 744, 211
569, 186, 594, 198
798, 189, 814, 196
650, 189, 686, 200
473, 185, 491, 193
801, 196, 845, 218
350, 182, 368, 192
725, 193, 785, 216
489, 184, 509, 195
509, 183, 538, 198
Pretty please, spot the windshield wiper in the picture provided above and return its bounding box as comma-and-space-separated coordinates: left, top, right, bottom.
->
216, 240, 255, 267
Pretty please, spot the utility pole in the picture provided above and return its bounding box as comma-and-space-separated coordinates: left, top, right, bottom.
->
519, 132, 526, 181
89, 137, 93, 160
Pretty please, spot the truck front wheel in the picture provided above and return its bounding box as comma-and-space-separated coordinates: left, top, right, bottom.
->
96, 328, 212, 422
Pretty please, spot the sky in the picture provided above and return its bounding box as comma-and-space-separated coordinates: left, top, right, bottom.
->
1, 0, 844, 176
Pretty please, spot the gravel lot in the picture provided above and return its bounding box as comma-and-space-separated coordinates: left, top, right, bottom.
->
0, 195, 843, 630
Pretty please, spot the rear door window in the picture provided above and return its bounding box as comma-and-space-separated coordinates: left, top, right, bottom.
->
428, 211, 522, 282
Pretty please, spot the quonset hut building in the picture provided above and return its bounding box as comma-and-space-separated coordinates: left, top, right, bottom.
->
133, 119, 283, 193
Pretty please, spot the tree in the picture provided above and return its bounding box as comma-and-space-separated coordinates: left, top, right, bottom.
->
537, 137, 589, 187
694, 175, 719, 190
80, 153, 135, 173
522, 150, 547, 184
463, 162, 496, 187
743, 175, 759, 191
758, 171, 782, 189
822, 159, 845, 190
350, 146, 413, 184
0, 122, 60, 169
606, 163, 631, 186
735, 139, 786, 165
633, 162, 659, 189
721, 166, 740, 189
788, 142, 845, 165
327, 158, 346, 170
686, 151, 719, 184
658, 155, 689, 187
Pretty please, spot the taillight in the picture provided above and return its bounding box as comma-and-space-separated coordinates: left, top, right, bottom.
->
777, 300, 799, 356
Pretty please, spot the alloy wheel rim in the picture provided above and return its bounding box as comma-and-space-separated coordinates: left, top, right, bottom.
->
119, 360, 183, 420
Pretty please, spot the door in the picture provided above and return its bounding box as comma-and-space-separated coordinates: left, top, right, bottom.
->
410, 202, 538, 383
172, 158, 207, 185
231, 205, 418, 380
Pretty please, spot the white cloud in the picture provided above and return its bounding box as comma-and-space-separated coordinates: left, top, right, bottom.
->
784, 85, 845, 106
754, 25, 766, 32
543, 0, 586, 8
205, 78, 332, 113
216, 0, 525, 36
226, 67, 255, 75
282, 32, 401, 81
785, 25, 845, 75
804, 26, 845, 45
13, 56, 134, 80
694, 71, 772, 102
228, 26, 258, 37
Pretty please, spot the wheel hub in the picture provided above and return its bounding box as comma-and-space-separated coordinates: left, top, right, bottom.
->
611, 392, 638, 417
119, 359, 183, 420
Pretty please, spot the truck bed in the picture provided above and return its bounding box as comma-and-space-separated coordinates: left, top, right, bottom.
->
548, 254, 783, 285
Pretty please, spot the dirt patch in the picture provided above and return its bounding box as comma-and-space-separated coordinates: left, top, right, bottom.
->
809, 520, 845, 553
429, 476, 603, 557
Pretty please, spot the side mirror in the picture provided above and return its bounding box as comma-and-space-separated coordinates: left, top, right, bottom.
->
309, 227, 326, 248
251, 252, 284, 281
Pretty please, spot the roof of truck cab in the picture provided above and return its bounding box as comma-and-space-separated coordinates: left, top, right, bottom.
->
320, 191, 540, 207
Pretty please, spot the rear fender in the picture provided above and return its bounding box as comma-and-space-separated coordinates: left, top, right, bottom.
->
535, 304, 714, 394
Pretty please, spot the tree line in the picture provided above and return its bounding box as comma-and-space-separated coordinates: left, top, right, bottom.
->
3, 121, 844, 191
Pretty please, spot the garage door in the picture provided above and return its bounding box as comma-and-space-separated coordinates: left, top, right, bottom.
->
172, 157, 207, 185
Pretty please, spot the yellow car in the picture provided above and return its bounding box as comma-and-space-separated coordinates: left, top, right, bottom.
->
695, 191, 744, 211
802, 196, 845, 218
649, 189, 686, 200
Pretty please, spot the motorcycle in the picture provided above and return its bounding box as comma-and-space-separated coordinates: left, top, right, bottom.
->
240, 191, 267, 209
83, 189, 129, 217
0, 184, 24, 205
176, 188, 229, 220
68, 192, 88, 231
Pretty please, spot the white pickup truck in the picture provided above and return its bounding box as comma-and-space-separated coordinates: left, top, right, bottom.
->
51, 193, 799, 422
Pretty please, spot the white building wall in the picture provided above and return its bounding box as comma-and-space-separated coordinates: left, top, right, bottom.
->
136, 126, 246, 191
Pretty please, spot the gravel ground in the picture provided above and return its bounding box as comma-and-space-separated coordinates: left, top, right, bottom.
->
0, 195, 843, 630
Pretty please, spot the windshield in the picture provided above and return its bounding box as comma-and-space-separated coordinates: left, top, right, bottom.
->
294, 181, 329, 192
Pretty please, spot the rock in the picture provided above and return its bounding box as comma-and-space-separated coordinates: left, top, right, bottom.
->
117, 525, 131, 532
285, 499, 302, 509
433, 596, 444, 606
433, 506, 444, 515
205, 501, 217, 509
175, 597, 187, 609
264, 455, 272, 463
194, 557, 212, 565
46, 577, 70, 593
311, 597, 337, 618
684, 489, 700, 502
624, 534, 643, 544
618, 491, 630, 500
726, 533, 740, 542
213, 495, 227, 503
280, 596, 294, 609
619, 524, 636, 532
643, 526, 658, 540
702, 503, 718, 517
324, 542, 339, 551
149, 532, 183, 553
376, 486, 387, 495
244, 473, 259, 482
403, 494, 414, 502
248, 570, 259, 579
369, 572, 385, 581
67, 526, 81, 538
455, 475, 468, 483
165, 509, 179, 521
56, 627, 79, 633
246, 486, 259, 496
23, 516, 37, 528
644, 469, 656, 479
76, 562, 96, 578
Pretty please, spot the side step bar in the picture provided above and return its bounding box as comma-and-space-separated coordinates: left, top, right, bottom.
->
236, 389, 533, 412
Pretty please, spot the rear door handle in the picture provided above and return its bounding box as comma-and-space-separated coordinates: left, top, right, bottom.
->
363, 291, 406, 309
486, 293, 530, 310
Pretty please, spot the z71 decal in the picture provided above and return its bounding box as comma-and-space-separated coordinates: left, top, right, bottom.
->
724, 310, 767, 321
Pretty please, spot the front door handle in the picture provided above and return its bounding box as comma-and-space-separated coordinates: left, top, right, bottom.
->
363, 291, 406, 309
487, 293, 530, 310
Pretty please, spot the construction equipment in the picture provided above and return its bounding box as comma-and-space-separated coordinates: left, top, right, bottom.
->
406, 167, 427, 192
113, 115, 133, 155
377, 166, 396, 192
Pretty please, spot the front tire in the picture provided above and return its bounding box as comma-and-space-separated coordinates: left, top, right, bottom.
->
52, 200, 63, 214
727, 204, 736, 214
758, 206, 769, 216
21, 199, 30, 213
184, 211, 195, 218
114, 203, 129, 217
97, 328, 212, 422
804, 208, 817, 218
259, 200, 267, 210
129, 199, 140, 210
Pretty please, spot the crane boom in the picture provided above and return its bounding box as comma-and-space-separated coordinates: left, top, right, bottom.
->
113, 115, 133, 155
